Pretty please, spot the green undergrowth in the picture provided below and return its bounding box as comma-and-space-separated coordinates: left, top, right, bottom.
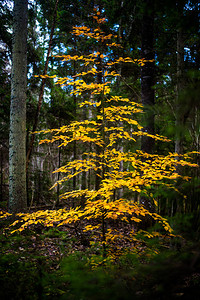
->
0, 221, 200, 299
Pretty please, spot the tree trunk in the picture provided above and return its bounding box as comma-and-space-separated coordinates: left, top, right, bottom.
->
175, 6, 185, 155
0, 147, 3, 202
173, 1, 185, 215
73, 60, 77, 197
140, 0, 155, 227
141, 0, 155, 154
9, 0, 28, 213
95, 55, 103, 191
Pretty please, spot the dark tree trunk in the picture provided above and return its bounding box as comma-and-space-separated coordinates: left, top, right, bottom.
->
95, 55, 103, 191
0, 148, 3, 202
175, 2, 185, 156
73, 61, 77, 198
140, 0, 155, 225
141, 0, 155, 154
173, 1, 185, 216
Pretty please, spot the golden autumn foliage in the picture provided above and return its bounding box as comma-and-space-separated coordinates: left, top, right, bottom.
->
2, 9, 199, 258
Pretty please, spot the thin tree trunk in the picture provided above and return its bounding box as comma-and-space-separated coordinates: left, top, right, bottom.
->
52, 136, 61, 209
141, 0, 155, 155
73, 61, 77, 198
175, 19, 184, 155
140, 0, 155, 227
95, 55, 103, 191
26, 0, 59, 171
0, 147, 3, 201
57, 145, 61, 205
9, 0, 28, 213
81, 107, 87, 207
173, 2, 185, 215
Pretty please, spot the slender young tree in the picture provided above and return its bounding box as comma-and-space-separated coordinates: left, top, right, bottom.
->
2, 9, 199, 263
9, 0, 28, 213
5, 10, 198, 254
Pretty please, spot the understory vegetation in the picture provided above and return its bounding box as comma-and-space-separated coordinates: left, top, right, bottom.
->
1, 214, 200, 300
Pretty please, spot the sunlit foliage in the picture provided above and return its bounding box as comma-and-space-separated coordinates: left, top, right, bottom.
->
2, 9, 199, 259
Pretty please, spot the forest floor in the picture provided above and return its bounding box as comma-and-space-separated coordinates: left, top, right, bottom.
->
0, 208, 200, 300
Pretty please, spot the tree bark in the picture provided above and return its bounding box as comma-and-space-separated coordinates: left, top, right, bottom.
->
95, 55, 103, 191
9, 0, 28, 213
140, 0, 155, 226
141, 0, 155, 154
0, 147, 3, 202
173, 1, 185, 216
175, 4, 185, 155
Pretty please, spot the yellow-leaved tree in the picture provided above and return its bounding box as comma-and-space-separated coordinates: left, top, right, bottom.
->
2, 9, 198, 260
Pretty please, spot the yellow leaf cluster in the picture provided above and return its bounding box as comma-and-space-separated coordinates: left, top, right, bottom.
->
9, 9, 197, 258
